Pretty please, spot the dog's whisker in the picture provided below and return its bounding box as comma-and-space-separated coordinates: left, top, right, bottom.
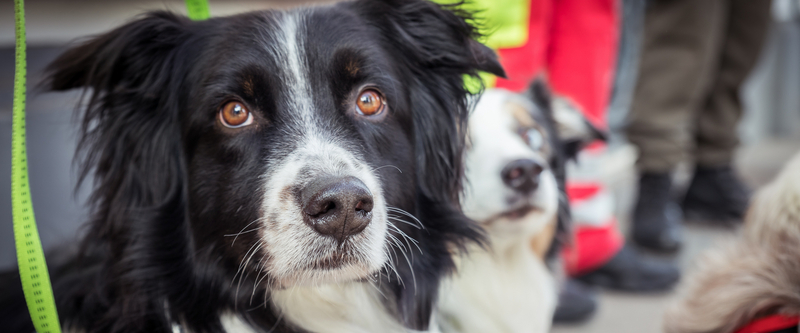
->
225, 226, 265, 241
371, 165, 403, 173
383, 244, 404, 288
236, 242, 264, 303
388, 223, 423, 255
265, 301, 286, 333
387, 232, 415, 267
385, 232, 416, 291
386, 207, 425, 230
367, 278, 388, 300
251, 258, 267, 305
386, 232, 408, 254
232, 240, 262, 288
387, 215, 423, 230
227, 217, 267, 246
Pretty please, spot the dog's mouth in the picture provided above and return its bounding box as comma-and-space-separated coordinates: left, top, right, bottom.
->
305, 241, 360, 271
503, 205, 540, 220
485, 204, 542, 224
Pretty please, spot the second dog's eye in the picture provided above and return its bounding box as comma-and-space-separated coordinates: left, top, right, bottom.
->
356, 89, 385, 116
522, 128, 544, 150
219, 101, 253, 128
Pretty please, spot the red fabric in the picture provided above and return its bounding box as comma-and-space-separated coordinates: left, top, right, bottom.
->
494, 0, 618, 129
493, 0, 622, 275
561, 217, 625, 276
493, 0, 553, 92
565, 182, 601, 202
735, 315, 800, 333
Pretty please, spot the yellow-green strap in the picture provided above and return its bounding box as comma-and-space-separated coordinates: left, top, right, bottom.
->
185, 0, 211, 21
11, 1, 211, 331
12, 0, 62, 332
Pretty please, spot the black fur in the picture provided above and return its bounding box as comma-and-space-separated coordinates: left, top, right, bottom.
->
0, 1, 504, 332
527, 79, 585, 259
527, 78, 607, 258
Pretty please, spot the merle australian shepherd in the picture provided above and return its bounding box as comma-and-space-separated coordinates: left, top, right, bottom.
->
0, 0, 505, 332
438, 83, 601, 333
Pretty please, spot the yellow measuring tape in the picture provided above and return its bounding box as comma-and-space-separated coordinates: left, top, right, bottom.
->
185, 0, 211, 21
12, 0, 62, 332
12, 1, 209, 332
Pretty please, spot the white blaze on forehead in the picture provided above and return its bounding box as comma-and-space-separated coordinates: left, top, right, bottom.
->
285, 13, 309, 118
253, 11, 388, 288
276, 11, 315, 126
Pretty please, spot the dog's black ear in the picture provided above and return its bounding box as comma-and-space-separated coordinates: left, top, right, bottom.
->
356, 0, 505, 78
45, 12, 195, 238
46, 12, 193, 93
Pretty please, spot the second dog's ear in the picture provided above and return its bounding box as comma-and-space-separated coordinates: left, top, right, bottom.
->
550, 95, 607, 160
527, 78, 606, 159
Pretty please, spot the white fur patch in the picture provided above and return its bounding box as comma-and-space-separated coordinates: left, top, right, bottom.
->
256, 11, 388, 288
273, 282, 439, 333
438, 243, 556, 333
439, 88, 558, 333
220, 314, 259, 333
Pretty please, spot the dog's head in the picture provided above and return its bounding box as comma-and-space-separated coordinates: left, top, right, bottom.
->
462, 82, 601, 247
45, 0, 502, 329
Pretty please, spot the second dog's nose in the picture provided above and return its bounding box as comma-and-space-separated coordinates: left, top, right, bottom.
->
301, 176, 374, 243
501, 159, 544, 194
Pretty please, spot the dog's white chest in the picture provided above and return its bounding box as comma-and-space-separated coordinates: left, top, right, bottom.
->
271, 282, 436, 333
437, 244, 557, 333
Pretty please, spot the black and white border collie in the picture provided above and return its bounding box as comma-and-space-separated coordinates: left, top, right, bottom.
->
438, 83, 601, 333
1, 1, 505, 332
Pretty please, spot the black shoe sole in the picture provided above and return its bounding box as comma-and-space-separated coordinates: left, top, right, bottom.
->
681, 202, 743, 226
632, 237, 681, 254
577, 271, 678, 292
632, 230, 681, 254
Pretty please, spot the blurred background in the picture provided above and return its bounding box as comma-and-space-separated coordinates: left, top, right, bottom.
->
1, 0, 798, 332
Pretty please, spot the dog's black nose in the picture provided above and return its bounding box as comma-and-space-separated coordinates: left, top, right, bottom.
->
301, 176, 374, 243
501, 159, 544, 194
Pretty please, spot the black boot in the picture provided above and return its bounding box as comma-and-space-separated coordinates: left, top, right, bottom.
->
553, 279, 597, 324
632, 173, 682, 252
682, 165, 751, 224
576, 245, 680, 292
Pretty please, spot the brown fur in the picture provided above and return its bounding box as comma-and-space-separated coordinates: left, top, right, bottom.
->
530, 216, 557, 260
665, 153, 800, 333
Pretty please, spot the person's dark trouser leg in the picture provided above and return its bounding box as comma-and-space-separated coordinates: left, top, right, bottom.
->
628, 0, 728, 172
627, 0, 727, 251
684, 0, 773, 222
695, 0, 772, 166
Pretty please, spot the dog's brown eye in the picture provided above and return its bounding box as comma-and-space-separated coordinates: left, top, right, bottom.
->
356, 90, 385, 116
219, 101, 253, 128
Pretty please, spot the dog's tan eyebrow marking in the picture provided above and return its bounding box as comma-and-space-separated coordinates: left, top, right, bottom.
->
346, 60, 360, 76
507, 101, 536, 127
242, 78, 255, 97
